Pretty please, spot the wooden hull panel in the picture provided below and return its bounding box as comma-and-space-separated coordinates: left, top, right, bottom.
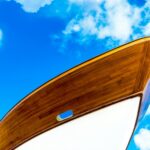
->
0, 37, 150, 150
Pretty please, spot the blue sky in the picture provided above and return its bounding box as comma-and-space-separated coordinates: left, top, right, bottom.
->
0, 0, 150, 149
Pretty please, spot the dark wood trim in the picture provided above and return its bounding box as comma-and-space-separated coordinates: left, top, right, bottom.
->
0, 37, 150, 150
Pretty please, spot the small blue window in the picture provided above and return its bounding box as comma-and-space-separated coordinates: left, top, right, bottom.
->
57, 110, 73, 121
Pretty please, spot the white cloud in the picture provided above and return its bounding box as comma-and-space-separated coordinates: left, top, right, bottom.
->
63, 19, 81, 34
145, 105, 150, 116
143, 23, 150, 36
64, 15, 98, 36
14, 0, 53, 13
69, 0, 103, 5
98, 0, 141, 42
64, 0, 149, 45
0, 29, 3, 46
134, 128, 150, 150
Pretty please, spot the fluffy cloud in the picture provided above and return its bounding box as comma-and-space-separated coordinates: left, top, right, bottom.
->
14, 0, 53, 13
134, 128, 150, 150
144, 23, 150, 36
64, 0, 149, 45
64, 15, 98, 36
98, 0, 141, 42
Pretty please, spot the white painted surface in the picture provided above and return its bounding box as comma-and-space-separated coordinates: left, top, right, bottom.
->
17, 97, 140, 150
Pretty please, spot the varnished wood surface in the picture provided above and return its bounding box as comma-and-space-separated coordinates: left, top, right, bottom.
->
0, 37, 150, 150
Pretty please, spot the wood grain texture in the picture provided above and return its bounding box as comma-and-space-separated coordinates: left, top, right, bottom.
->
0, 37, 150, 150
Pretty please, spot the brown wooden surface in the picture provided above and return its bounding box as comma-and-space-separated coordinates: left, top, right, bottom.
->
0, 37, 150, 150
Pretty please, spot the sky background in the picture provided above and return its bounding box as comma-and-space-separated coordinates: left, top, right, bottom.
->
0, 0, 150, 149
